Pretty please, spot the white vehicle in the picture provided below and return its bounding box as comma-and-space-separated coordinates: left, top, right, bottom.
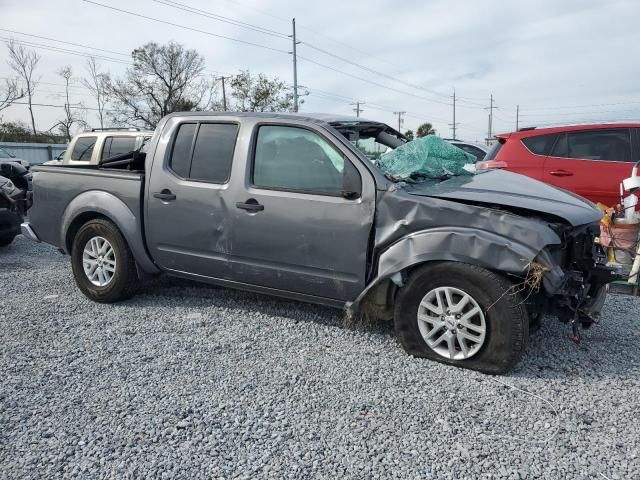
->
445, 139, 489, 162
61, 128, 154, 166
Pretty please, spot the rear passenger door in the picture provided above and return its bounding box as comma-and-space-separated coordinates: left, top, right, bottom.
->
146, 120, 239, 278
543, 128, 633, 206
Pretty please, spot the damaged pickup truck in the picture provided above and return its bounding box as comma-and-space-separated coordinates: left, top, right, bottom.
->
22, 113, 616, 373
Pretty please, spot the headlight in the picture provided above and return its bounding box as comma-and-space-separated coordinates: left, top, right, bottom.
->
0, 179, 16, 195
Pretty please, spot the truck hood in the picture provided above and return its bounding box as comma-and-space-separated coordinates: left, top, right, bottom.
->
406, 169, 602, 226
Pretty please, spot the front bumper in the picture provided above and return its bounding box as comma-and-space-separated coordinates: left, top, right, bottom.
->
20, 222, 40, 242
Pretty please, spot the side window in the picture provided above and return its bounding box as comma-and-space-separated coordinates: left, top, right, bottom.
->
567, 129, 631, 162
457, 144, 486, 161
189, 123, 238, 182
71, 136, 97, 161
168, 122, 238, 182
253, 125, 354, 195
551, 134, 568, 157
522, 134, 557, 156
169, 123, 196, 178
101, 136, 136, 160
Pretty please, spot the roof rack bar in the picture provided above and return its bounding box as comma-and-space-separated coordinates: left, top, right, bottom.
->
89, 127, 141, 132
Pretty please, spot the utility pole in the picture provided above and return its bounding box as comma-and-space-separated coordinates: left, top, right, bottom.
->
218, 76, 231, 111
350, 101, 365, 117
448, 88, 460, 140
485, 94, 497, 144
516, 104, 520, 131
393, 111, 405, 132
290, 18, 300, 112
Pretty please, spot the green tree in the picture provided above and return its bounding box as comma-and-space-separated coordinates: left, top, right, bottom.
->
107, 42, 211, 128
416, 122, 436, 137
229, 70, 295, 112
404, 129, 414, 141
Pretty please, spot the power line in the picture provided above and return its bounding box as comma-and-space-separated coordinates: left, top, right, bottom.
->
301, 42, 486, 109
301, 42, 447, 100
0, 37, 131, 65
7, 100, 110, 112
149, 0, 289, 38
82, 0, 289, 54
0, 28, 129, 57
298, 55, 461, 108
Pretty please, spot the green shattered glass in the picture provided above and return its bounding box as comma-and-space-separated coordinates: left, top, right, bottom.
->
377, 136, 475, 181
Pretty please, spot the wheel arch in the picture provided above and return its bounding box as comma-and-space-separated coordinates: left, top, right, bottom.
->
61, 191, 160, 275
348, 227, 543, 313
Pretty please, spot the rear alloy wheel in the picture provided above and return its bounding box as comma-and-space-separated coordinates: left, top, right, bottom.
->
82, 236, 117, 286
395, 262, 529, 374
71, 218, 139, 303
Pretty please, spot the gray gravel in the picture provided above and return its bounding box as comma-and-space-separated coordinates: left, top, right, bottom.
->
1, 235, 639, 479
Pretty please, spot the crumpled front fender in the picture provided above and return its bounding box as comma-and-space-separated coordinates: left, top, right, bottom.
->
348, 226, 555, 309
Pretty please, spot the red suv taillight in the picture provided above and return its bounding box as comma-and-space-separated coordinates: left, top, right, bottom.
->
477, 160, 508, 170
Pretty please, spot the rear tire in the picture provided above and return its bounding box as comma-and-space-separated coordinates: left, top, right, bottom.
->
0, 235, 16, 247
71, 218, 139, 303
394, 262, 529, 374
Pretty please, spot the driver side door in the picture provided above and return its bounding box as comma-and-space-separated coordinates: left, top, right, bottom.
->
229, 123, 375, 301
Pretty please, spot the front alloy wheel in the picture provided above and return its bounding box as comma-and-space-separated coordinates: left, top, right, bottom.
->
417, 286, 486, 360
394, 262, 529, 374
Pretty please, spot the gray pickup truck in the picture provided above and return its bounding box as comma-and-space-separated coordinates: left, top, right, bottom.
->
22, 112, 614, 373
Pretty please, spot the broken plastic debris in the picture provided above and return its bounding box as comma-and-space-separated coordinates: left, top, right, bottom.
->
377, 135, 475, 181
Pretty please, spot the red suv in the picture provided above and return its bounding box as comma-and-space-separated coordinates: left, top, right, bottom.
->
477, 124, 640, 207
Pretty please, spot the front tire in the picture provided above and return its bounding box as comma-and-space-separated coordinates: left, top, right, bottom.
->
71, 218, 139, 303
394, 262, 529, 374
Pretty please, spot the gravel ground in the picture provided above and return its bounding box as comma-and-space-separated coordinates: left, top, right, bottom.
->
1, 235, 639, 479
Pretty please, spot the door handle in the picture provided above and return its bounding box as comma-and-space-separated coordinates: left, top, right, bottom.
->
236, 199, 264, 212
549, 170, 573, 177
153, 189, 176, 201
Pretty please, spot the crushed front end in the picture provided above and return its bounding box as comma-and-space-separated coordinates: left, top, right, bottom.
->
532, 222, 619, 339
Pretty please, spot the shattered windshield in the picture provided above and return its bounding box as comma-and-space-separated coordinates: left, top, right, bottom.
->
331, 121, 476, 182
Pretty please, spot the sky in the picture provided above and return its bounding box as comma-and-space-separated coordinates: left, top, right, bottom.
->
0, 0, 639, 141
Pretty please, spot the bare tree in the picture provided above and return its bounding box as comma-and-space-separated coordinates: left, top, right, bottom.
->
52, 66, 85, 141
7, 40, 40, 134
107, 42, 209, 128
229, 70, 295, 112
0, 77, 25, 112
81, 57, 109, 129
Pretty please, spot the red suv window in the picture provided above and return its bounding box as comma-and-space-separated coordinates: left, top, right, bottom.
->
521, 134, 557, 156
564, 129, 632, 162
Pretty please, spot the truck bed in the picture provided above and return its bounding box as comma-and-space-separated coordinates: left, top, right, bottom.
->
29, 165, 144, 251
